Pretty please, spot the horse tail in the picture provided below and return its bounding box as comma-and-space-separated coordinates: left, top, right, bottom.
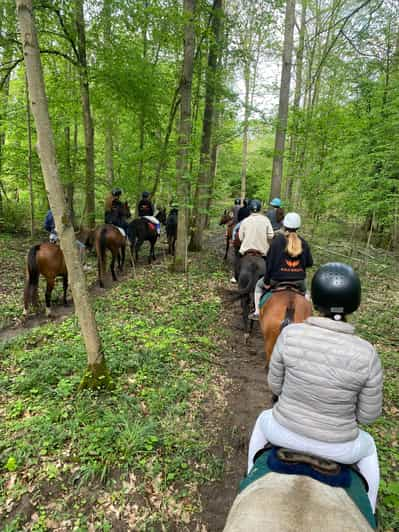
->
24, 244, 41, 310
127, 221, 137, 248
225, 269, 255, 300
281, 290, 296, 331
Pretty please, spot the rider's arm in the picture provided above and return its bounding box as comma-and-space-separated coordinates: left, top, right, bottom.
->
356, 350, 383, 424
266, 220, 274, 244
267, 332, 286, 396
238, 221, 245, 242
303, 241, 314, 268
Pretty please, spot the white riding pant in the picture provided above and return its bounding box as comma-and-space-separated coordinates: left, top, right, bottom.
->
248, 409, 379, 512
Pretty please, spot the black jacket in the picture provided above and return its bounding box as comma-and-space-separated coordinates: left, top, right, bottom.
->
138, 199, 154, 217
237, 206, 250, 222
264, 233, 313, 284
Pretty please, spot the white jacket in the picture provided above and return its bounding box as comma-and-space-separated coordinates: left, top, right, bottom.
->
268, 317, 383, 443
239, 213, 274, 256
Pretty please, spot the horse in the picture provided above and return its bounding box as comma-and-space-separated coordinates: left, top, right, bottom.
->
259, 286, 312, 367
228, 253, 266, 339
95, 225, 126, 288
219, 210, 236, 260
223, 470, 374, 531
127, 217, 158, 264
166, 208, 178, 255
23, 242, 68, 317
155, 207, 167, 226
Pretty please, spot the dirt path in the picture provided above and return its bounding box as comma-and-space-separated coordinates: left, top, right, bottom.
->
199, 236, 272, 531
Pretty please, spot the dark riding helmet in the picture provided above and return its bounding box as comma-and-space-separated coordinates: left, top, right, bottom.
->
112, 187, 122, 196
234, 198, 241, 205
142, 191, 150, 199
249, 199, 262, 212
311, 262, 361, 316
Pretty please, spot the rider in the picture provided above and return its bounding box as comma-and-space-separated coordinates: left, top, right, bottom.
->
247, 262, 383, 514
232, 198, 241, 224
237, 198, 251, 223
44, 209, 58, 243
249, 212, 313, 320
138, 191, 161, 235
238, 199, 274, 257
265, 197, 285, 232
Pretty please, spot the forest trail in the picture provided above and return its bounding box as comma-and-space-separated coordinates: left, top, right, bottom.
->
199, 233, 272, 530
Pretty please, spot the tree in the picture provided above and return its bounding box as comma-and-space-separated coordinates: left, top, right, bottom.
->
189, 0, 224, 251
270, 0, 296, 200
16, 0, 110, 389
174, 0, 196, 272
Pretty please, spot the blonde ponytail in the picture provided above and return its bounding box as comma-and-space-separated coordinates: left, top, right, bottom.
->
285, 231, 302, 257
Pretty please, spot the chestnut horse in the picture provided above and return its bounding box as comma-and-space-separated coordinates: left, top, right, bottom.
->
219, 210, 236, 260
259, 287, 312, 367
95, 225, 126, 288
23, 242, 68, 317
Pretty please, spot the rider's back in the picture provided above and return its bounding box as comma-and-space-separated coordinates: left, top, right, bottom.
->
268, 317, 383, 443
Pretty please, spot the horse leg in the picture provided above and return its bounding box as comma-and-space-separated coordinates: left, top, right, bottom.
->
136, 239, 143, 263
151, 237, 156, 262
110, 251, 118, 281
224, 236, 229, 260
62, 274, 68, 306
120, 244, 126, 271
45, 277, 55, 317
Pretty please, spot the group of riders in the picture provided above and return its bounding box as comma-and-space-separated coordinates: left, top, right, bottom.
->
44, 188, 162, 246
229, 196, 382, 519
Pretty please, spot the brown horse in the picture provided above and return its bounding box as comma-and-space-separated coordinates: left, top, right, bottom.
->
23, 242, 68, 317
95, 225, 126, 287
259, 287, 312, 367
219, 210, 236, 260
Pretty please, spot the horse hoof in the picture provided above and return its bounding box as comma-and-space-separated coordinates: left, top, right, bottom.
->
243, 332, 250, 344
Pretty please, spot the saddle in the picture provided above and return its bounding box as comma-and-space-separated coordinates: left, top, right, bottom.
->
243, 249, 263, 257
271, 281, 305, 295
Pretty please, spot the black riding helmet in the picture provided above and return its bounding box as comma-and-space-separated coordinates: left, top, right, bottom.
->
311, 262, 361, 316
142, 191, 150, 198
234, 198, 241, 205
249, 199, 262, 212
112, 187, 122, 196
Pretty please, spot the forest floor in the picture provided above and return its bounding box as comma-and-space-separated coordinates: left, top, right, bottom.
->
0, 226, 398, 531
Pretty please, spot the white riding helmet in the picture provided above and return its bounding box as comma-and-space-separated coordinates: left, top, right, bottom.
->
283, 212, 301, 230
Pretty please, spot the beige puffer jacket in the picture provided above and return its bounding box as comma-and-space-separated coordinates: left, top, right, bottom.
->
268, 317, 383, 443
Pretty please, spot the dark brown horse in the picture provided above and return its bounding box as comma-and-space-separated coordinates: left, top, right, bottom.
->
95, 225, 126, 287
23, 242, 68, 317
219, 210, 236, 260
259, 287, 312, 367
127, 218, 158, 264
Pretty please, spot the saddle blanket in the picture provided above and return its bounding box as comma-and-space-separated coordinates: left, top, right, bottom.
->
144, 216, 161, 235
115, 226, 126, 238
240, 447, 376, 530
259, 291, 273, 309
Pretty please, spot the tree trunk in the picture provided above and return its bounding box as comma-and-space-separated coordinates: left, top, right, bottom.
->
285, 0, 306, 202
75, 0, 95, 229
16, 0, 110, 389
64, 125, 76, 227
173, 0, 196, 273
270, 0, 296, 200
241, 60, 250, 201
102, 0, 115, 188
189, 0, 223, 251
25, 73, 34, 235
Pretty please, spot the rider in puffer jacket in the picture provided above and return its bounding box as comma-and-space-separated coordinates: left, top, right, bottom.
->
247, 263, 383, 514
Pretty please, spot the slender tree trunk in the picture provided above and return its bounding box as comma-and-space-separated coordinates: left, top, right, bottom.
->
189, 0, 223, 251
102, 0, 115, 188
25, 73, 34, 235
286, 0, 306, 202
173, 0, 196, 273
270, 0, 296, 200
16, 0, 110, 389
64, 125, 75, 227
75, 0, 95, 229
241, 61, 250, 201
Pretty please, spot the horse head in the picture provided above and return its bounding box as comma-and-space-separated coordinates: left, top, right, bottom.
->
220, 210, 232, 226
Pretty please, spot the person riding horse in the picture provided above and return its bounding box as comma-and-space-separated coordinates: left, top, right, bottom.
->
137, 191, 161, 235
249, 212, 312, 320
104, 187, 131, 234
247, 262, 383, 516
44, 209, 58, 243
232, 198, 241, 224
265, 197, 285, 232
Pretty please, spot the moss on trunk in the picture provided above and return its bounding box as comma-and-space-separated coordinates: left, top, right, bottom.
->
79, 358, 114, 390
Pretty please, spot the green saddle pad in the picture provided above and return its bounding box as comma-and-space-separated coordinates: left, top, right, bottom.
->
240, 449, 376, 530
259, 291, 273, 309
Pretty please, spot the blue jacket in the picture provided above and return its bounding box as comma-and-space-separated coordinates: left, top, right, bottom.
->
44, 210, 55, 232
